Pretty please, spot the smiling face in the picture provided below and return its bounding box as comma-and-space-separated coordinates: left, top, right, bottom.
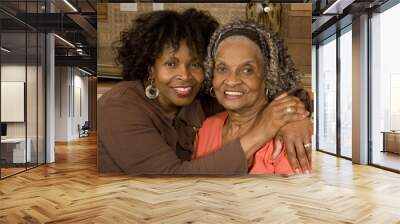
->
212, 36, 267, 112
151, 40, 204, 113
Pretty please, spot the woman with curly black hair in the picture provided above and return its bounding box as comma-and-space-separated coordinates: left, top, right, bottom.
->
97, 9, 311, 175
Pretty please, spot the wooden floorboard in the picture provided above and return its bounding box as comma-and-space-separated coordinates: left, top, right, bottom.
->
1, 135, 400, 223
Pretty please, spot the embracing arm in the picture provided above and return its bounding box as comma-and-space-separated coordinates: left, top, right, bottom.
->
275, 89, 313, 173
97, 94, 248, 175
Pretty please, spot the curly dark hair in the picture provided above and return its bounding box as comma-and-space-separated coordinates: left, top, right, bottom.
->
205, 20, 304, 100
115, 9, 219, 81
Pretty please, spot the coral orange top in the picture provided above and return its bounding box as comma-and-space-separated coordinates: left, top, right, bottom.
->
194, 112, 300, 174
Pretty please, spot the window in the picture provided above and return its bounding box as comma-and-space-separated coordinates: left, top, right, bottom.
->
371, 2, 400, 171
339, 27, 352, 158
317, 35, 337, 154
0, 1, 47, 179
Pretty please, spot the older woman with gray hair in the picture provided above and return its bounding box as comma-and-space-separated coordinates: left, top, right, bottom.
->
194, 20, 312, 174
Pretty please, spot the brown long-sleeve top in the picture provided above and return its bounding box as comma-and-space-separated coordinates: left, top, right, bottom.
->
97, 81, 248, 175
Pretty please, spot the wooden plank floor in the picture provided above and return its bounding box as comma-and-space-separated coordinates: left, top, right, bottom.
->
1, 135, 400, 224
1, 167, 26, 178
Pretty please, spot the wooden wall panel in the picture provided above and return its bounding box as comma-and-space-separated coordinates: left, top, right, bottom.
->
88, 77, 97, 132
281, 3, 312, 93
97, 3, 312, 95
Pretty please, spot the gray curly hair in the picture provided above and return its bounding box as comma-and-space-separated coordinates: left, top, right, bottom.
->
204, 20, 303, 100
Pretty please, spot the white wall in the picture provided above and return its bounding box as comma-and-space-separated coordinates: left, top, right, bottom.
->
1, 63, 46, 164
1, 65, 31, 138
55, 66, 70, 141
72, 73, 89, 138
55, 67, 89, 141
1, 65, 26, 81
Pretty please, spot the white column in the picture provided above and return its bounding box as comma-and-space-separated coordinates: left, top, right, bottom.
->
46, 33, 55, 163
352, 14, 369, 164
45, 0, 55, 163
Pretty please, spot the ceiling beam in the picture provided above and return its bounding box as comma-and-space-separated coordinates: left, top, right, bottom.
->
67, 13, 97, 41
55, 55, 96, 72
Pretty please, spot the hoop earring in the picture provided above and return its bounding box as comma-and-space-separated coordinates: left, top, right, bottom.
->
265, 88, 269, 100
209, 87, 216, 98
145, 78, 159, 99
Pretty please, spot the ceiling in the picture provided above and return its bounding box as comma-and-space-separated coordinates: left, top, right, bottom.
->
0, 0, 97, 73
312, 0, 389, 42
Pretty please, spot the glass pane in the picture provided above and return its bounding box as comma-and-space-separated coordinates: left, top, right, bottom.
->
1, 30, 28, 177
317, 36, 337, 154
339, 28, 352, 158
38, 32, 45, 165
27, 0, 39, 168
27, 31, 38, 169
312, 45, 317, 151
371, 3, 400, 171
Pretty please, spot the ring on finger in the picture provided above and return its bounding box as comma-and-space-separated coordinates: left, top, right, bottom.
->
303, 143, 312, 149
